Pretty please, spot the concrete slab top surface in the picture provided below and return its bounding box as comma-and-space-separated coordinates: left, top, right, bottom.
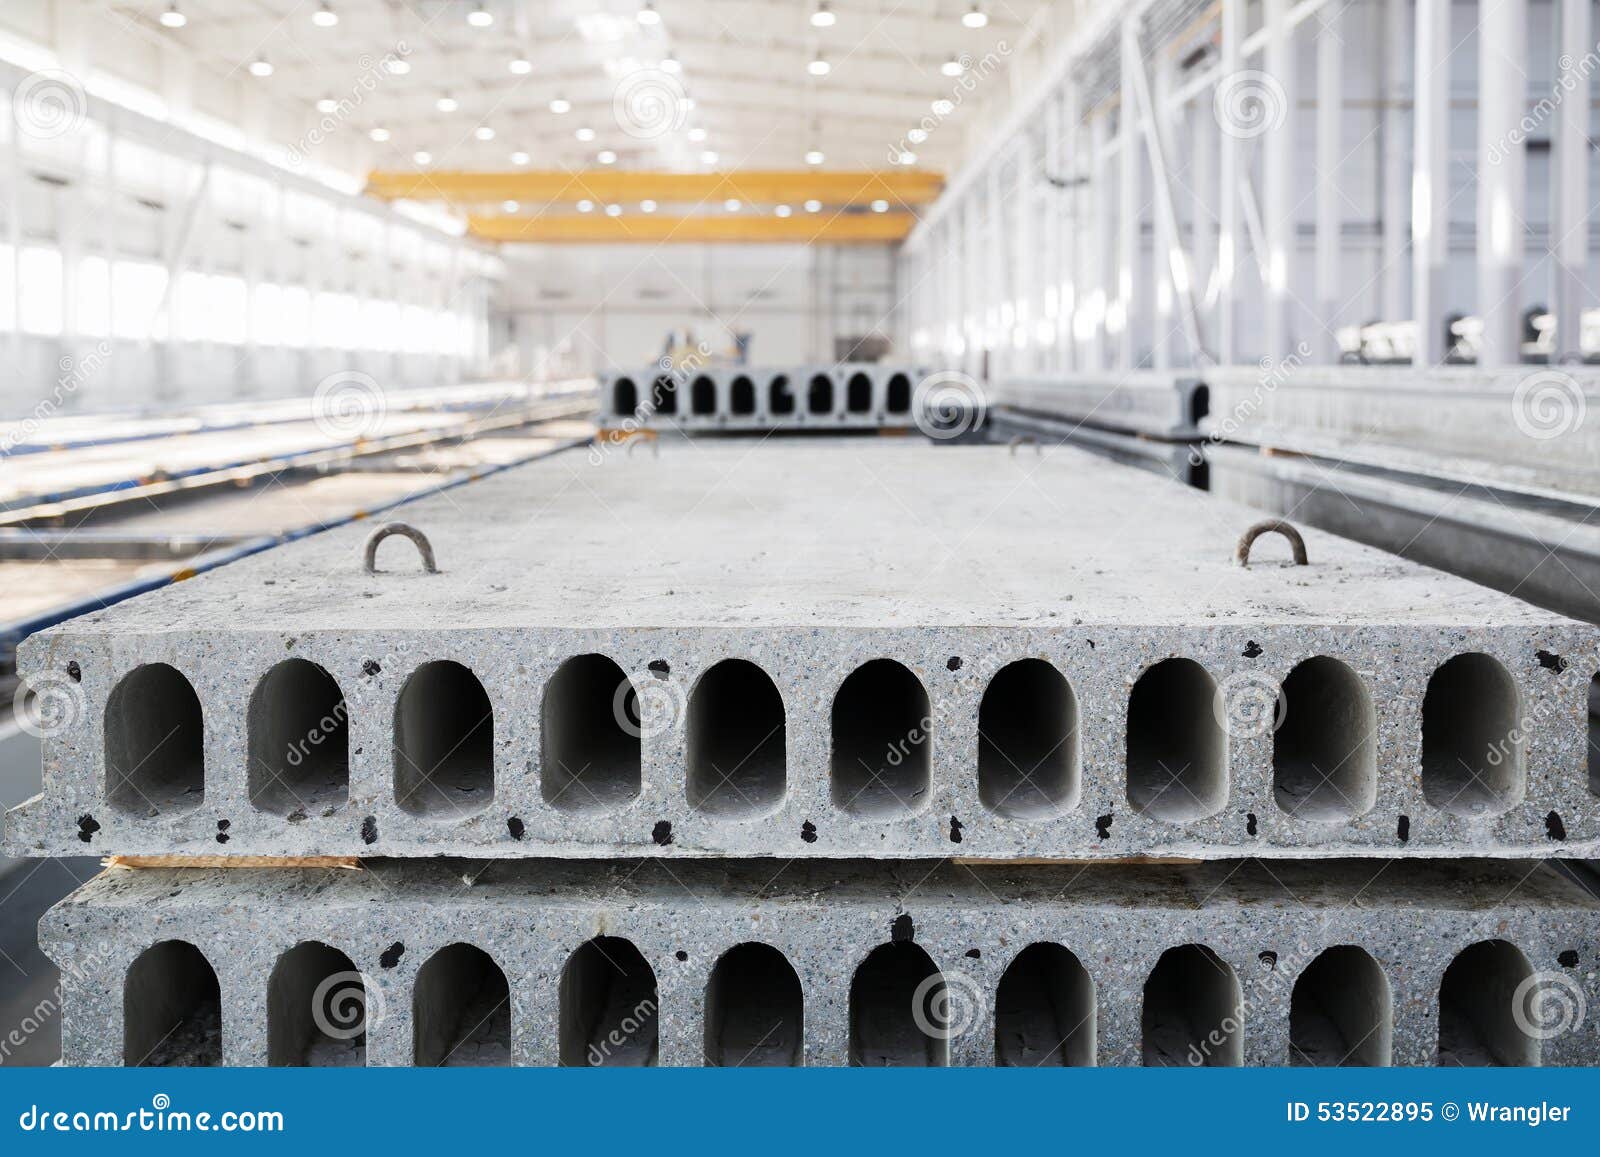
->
58, 440, 1580, 633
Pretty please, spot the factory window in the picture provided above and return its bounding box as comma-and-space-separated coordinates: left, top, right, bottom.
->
613, 377, 638, 417
105, 663, 205, 816
769, 375, 795, 415
124, 941, 221, 1067
1420, 654, 1523, 817
886, 373, 912, 413
247, 659, 349, 817
995, 943, 1095, 1066
413, 944, 510, 1067
687, 659, 786, 818
978, 659, 1079, 818
267, 942, 367, 1066
807, 373, 833, 415
1125, 658, 1227, 821
1142, 944, 1242, 1066
731, 376, 755, 415
1438, 940, 1537, 1066
559, 937, 658, 1066
1587, 673, 1598, 797
830, 659, 931, 818
847, 372, 872, 412
540, 655, 641, 813
691, 375, 716, 415
651, 374, 678, 416
1289, 946, 1391, 1066
849, 942, 947, 1066
1273, 657, 1377, 822
394, 661, 494, 820
704, 943, 803, 1067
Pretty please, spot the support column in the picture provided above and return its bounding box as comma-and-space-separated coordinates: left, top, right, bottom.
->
1191, 84, 1216, 352
1062, 82, 1081, 373
1553, 0, 1591, 362
1412, 0, 1450, 368
1262, 0, 1295, 362
1315, 4, 1343, 364
1151, 49, 1173, 370
1381, 0, 1412, 323
1217, 0, 1241, 364
1091, 110, 1112, 371
1477, 0, 1527, 368
1118, 15, 1140, 371
1045, 87, 1063, 373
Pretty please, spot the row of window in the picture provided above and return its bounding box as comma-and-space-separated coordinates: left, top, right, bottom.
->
615, 372, 915, 419
123, 936, 1554, 1068
100, 653, 1596, 827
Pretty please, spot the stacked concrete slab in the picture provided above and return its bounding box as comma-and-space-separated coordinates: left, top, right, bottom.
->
12, 438, 1600, 1066
598, 364, 925, 431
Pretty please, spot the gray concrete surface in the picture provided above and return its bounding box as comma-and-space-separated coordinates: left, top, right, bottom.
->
7, 440, 1596, 860
39, 857, 1600, 1067
993, 372, 1208, 439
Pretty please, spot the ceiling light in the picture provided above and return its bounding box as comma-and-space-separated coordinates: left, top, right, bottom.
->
577, 199, 595, 213
474, 125, 495, 141
775, 204, 792, 218
549, 97, 571, 114
640, 199, 657, 213
597, 149, 617, 164
502, 200, 519, 212
467, 3, 494, 28
931, 98, 954, 116
724, 198, 741, 211
700, 150, 719, 165
435, 93, 458, 113
637, 3, 661, 26
413, 150, 432, 165
804, 199, 822, 213
159, 4, 187, 28
384, 58, 410, 74
605, 203, 622, 217
510, 150, 530, 165
871, 199, 889, 212
509, 57, 532, 75
804, 148, 824, 165
687, 127, 707, 142
907, 127, 927, 143
369, 126, 390, 142
810, 1, 835, 28
660, 57, 681, 74
316, 95, 339, 113
575, 126, 596, 142
808, 55, 831, 77
941, 56, 964, 77
248, 57, 274, 78
896, 150, 917, 165
312, 3, 338, 28
962, 4, 988, 29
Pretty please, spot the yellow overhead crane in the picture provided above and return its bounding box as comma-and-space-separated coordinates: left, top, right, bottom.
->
365, 169, 941, 244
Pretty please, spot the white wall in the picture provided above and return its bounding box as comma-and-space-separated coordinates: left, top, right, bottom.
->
499, 242, 899, 376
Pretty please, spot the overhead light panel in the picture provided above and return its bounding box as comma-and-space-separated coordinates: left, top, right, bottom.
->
577, 199, 595, 213
700, 149, 719, 165
804, 148, 824, 165
724, 198, 741, 211
687, 127, 707, 142
941, 56, 964, 77
775, 204, 792, 218
509, 57, 533, 75
384, 58, 410, 74
576, 126, 596, 142
412, 150, 432, 165
640, 199, 657, 213
871, 199, 889, 212
660, 56, 681, 74
510, 150, 530, 165
502, 200, 519, 212
810, 2, 835, 28
467, 3, 494, 28
159, 4, 186, 29
807, 54, 830, 77
248, 57, 274, 78
435, 92, 458, 112
474, 125, 495, 141
597, 149, 618, 164
369, 126, 391, 142
931, 98, 954, 116
312, 3, 338, 28
804, 199, 822, 213
549, 97, 572, 114
637, 3, 661, 26
962, 4, 988, 28
605, 203, 623, 217
907, 127, 927, 143
315, 95, 339, 113
896, 150, 917, 165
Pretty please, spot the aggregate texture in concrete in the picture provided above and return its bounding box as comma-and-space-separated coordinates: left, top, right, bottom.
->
40, 857, 1600, 1067
599, 365, 926, 431
7, 439, 1597, 860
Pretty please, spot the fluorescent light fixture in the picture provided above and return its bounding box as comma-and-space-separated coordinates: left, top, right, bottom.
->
810, 2, 835, 28
941, 56, 964, 77
660, 57, 681, 74
775, 204, 792, 217
159, 4, 187, 29
575, 126, 596, 142
384, 58, 410, 74
468, 4, 494, 28
312, 3, 339, 28
808, 55, 830, 77
474, 125, 495, 141
549, 97, 571, 113
896, 150, 916, 165
700, 149, 719, 164
248, 57, 273, 78
931, 98, 954, 116
871, 199, 889, 212
637, 3, 661, 26
597, 149, 617, 164
509, 57, 532, 75
413, 150, 432, 165
640, 199, 657, 212
577, 199, 595, 213
804, 148, 824, 165
502, 200, 519, 212
369, 126, 391, 142
724, 198, 741, 211
510, 150, 530, 165
804, 199, 822, 212
605, 203, 622, 216
435, 93, 458, 112
962, 4, 988, 28
907, 127, 927, 143
687, 127, 707, 142
316, 95, 339, 113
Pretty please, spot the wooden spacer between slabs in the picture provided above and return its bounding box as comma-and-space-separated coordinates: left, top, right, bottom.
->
105, 855, 362, 870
